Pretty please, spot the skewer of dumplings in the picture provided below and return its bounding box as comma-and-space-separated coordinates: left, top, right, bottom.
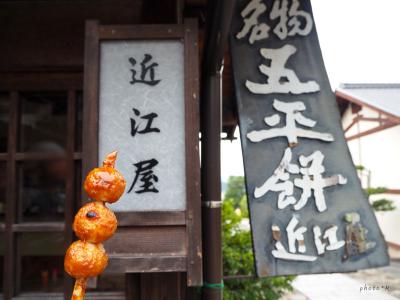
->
64, 151, 126, 300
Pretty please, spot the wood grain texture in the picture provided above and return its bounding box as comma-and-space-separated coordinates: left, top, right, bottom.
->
0, 0, 143, 70
82, 20, 100, 204
82, 20, 202, 287
12, 223, 65, 233
98, 24, 184, 40
0, 72, 83, 91
116, 211, 186, 227
4, 91, 19, 299
107, 256, 187, 274
104, 226, 187, 256
184, 18, 202, 287
140, 272, 185, 300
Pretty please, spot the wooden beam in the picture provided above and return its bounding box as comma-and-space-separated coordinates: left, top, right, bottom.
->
346, 122, 397, 141
12, 152, 82, 161
12, 222, 65, 232
385, 189, 400, 195
359, 117, 389, 123
106, 256, 187, 274
98, 24, 184, 40
0, 72, 83, 91
344, 115, 362, 133
116, 211, 186, 227
344, 115, 392, 134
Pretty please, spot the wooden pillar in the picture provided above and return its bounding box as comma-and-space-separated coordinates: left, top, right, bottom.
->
201, 1, 235, 300
201, 74, 223, 300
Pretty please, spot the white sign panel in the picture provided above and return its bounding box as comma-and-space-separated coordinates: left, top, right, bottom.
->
98, 40, 186, 212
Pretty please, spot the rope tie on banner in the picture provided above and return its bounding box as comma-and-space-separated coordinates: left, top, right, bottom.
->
195, 281, 224, 295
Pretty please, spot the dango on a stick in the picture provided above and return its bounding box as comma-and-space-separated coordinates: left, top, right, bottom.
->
64, 151, 126, 300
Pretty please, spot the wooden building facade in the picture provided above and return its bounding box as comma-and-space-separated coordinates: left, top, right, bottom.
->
0, 0, 236, 299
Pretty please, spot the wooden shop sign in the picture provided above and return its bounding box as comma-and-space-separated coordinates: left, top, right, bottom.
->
230, 0, 389, 276
82, 19, 202, 286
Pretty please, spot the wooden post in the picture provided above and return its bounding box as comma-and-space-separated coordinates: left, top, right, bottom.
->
201, 73, 223, 300
201, 1, 235, 300
3, 91, 19, 300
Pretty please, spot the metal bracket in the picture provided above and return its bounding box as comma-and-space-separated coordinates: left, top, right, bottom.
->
202, 201, 222, 208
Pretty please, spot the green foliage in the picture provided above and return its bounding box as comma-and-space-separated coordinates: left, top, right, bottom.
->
365, 187, 388, 196
364, 186, 395, 211
238, 196, 249, 218
355, 165, 365, 171
224, 176, 246, 208
356, 165, 395, 212
222, 199, 253, 275
371, 199, 396, 211
222, 176, 294, 300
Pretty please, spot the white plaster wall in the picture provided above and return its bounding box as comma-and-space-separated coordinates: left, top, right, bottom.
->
342, 105, 400, 246
344, 106, 400, 188
374, 195, 400, 245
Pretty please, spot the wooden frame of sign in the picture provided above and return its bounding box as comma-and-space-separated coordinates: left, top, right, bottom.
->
82, 19, 202, 286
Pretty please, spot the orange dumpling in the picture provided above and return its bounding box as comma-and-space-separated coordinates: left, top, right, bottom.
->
84, 151, 126, 203
73, 201, 117, 243
64, 240, 108, 278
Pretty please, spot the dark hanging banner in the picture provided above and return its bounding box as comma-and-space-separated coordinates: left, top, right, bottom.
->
230, 0, 389, 276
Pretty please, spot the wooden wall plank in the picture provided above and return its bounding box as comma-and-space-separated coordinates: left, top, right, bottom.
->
104, 226, 187, 256
0, 73, 83, 91
116, 211, 186, 227
0, 0, 143, 70
140, 273, 184, 300
107, 256, 186, 274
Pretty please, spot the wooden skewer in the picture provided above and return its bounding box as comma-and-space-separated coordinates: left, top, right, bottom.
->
72, 278, 87, 300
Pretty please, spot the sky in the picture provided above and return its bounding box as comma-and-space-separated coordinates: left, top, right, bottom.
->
221, 0, 400, 182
